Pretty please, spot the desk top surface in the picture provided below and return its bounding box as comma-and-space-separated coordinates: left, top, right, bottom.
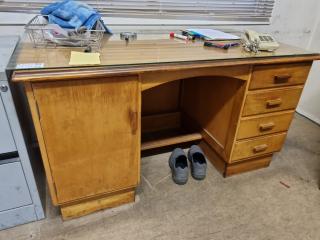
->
7, 34, 320, 73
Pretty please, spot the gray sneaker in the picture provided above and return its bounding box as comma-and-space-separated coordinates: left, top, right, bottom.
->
169, 148, 189, 185
188, 145, 207, 180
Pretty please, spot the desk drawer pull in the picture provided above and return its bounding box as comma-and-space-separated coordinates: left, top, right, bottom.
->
274, 74, 292, 83
253, 144, 268, 153
266, 98, 282, 108
259, 122, 275, 131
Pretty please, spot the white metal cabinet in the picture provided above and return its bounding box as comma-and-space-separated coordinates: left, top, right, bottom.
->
0, 160, 32, 212
0, 95, 16, 154
0, 36, 44, 230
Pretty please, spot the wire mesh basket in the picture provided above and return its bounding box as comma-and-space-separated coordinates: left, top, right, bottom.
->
25, 15, 105, 51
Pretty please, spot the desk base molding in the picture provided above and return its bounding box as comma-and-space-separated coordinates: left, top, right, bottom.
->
60, 190, 135, 220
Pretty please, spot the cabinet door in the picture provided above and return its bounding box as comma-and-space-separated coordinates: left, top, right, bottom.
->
0, 94, 16, 154
32, 76, 140, 203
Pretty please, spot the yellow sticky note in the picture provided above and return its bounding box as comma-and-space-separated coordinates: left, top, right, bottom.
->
69, 51, 101, 65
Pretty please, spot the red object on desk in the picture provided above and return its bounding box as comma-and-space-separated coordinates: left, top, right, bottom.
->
169, 32, 188, 40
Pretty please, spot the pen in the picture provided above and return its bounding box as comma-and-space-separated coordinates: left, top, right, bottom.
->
170, 32, 188, 40
204, 41, 240, 50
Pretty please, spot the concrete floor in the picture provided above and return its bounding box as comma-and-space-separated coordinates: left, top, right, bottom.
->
1, 114, 320, 240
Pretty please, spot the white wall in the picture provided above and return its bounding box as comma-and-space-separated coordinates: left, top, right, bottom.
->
296, 18, 320, 124
0, 0, 319, 123
258, 0, 320, 124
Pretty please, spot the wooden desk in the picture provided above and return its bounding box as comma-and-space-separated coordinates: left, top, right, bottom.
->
8, 35, 320, 220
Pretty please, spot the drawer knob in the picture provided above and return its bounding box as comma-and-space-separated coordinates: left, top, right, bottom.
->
266, 98, 282, 108
253, 144, 268, 153
259, 122, 275, 131
274, 74, 292, 83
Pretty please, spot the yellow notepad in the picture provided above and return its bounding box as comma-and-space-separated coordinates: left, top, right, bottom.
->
69, 51, 101, 65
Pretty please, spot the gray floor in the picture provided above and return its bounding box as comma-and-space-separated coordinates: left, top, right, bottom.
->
1, 114, 320, 240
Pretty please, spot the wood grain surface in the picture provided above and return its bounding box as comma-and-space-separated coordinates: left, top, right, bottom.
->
237, 111, 295, 140
250, 62, 312, 90
9, 34, 320, 82
31, 76, 140, 204
242, 86, 304, 116
231, 132, 287, 162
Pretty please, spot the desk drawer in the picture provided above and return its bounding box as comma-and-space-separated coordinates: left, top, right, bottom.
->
0, 161, 33, 211
250, 62, 311, 90
237, 111, 294, 140
231, 133, 287, 162
242, 86, 303, 116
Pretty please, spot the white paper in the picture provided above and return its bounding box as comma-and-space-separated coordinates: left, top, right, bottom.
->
16, 63, 44, 69
186, 29, 240, 40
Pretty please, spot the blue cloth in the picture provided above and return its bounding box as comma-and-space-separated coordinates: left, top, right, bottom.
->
41, 0, 111, 33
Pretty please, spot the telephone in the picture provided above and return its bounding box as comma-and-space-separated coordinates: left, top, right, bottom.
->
242, 30, 279, 52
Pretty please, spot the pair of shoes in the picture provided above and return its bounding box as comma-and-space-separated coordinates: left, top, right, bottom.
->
169, 145, 207, 185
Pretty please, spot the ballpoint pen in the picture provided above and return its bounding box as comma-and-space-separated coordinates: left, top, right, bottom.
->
204, 41, 240, 50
